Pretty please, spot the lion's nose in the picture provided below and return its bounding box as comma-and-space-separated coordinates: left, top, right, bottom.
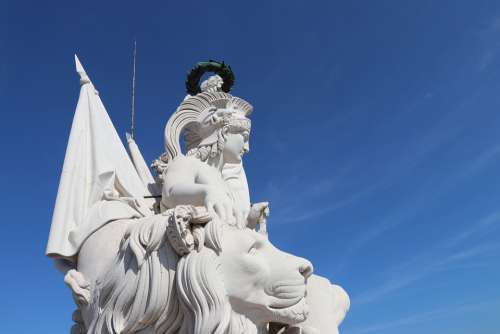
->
298, 259, 313, 279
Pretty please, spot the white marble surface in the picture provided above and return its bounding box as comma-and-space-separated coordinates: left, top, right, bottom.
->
46, 56, 349, 334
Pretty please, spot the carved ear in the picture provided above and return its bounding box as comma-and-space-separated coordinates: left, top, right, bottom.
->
165, 206, 212, 256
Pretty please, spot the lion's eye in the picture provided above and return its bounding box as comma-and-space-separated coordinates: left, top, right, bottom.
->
248, 246, 257, 255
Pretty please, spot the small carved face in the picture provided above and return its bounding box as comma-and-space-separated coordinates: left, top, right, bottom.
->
223, 130, 250, 163
219, 226, 313, 325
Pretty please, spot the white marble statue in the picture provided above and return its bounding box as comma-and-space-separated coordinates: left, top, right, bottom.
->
46, 56, 349, 334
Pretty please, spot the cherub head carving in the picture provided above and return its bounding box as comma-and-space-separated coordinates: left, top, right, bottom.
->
200, 74, 223, 93
163, 75, 253, 163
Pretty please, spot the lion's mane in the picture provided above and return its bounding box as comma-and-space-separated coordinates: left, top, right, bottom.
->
86, 217, 255, 334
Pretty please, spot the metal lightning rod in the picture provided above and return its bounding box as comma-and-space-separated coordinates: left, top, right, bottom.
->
130, 39, 137, 139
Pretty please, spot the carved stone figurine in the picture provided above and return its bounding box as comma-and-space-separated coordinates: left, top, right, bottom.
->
46, 56, 349, 334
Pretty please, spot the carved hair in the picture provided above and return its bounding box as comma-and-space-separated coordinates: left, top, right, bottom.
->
87, 217, 256, 334
87, 217, 182, 334
185, 130, 226, 162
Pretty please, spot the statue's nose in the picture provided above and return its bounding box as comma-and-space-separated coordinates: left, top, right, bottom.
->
243, 142, 250, 153
298, 258, 313, 279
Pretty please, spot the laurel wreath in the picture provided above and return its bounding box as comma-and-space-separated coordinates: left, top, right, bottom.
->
185, 60, 235, 95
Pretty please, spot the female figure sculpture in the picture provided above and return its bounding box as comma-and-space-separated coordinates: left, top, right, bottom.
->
154, 74, 268, 229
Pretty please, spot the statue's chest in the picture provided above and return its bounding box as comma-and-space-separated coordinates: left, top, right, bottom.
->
197, 166, 231, 192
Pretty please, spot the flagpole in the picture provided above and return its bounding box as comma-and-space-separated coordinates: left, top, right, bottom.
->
130, 39, 137, 139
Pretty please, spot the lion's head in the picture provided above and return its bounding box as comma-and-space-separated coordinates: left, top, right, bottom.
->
84, 207, 313, 334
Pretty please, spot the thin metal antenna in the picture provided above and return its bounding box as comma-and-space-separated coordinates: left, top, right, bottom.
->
130, 39, 137, 139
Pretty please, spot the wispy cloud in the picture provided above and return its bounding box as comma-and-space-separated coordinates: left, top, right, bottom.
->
276, 181, 381, 224
352, 241, 500, 306
267, 103, 467, 226
344, 198, 500, 306
339, 141, 500, 268
263, 157, 385, 225
349, 300, 500, 334
454, 143, 500, 179
477, 15, 500, 71
442, 210, 500, 248
332, 15, 500, 262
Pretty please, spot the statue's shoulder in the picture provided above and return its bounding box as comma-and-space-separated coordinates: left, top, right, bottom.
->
161, 155, 205, 179
168, 155, 202, 169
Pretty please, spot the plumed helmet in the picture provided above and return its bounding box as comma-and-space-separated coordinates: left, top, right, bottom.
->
164, 88, 252, 162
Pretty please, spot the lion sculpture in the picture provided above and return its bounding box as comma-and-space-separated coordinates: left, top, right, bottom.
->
66, 206, 314, 334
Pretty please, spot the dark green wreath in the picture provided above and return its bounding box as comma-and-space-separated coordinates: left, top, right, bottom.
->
185, 60, 235, 95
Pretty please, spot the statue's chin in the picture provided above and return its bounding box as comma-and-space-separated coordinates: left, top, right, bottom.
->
266, 298, 309, 325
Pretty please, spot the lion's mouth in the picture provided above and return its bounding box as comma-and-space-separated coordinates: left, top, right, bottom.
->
266, 297, 309, 324
266, 280, 308, 324
267, 280, 307, 309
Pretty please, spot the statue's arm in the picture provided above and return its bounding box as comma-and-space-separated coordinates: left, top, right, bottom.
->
247, 202, 269, 231
162, 158, 234, 221
162, 159, 207, 208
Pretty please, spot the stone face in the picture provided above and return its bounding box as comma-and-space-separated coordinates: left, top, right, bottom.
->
46, 56, 349, 334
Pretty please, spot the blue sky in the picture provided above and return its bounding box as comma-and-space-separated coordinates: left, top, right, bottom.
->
2, 1, 500, 333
